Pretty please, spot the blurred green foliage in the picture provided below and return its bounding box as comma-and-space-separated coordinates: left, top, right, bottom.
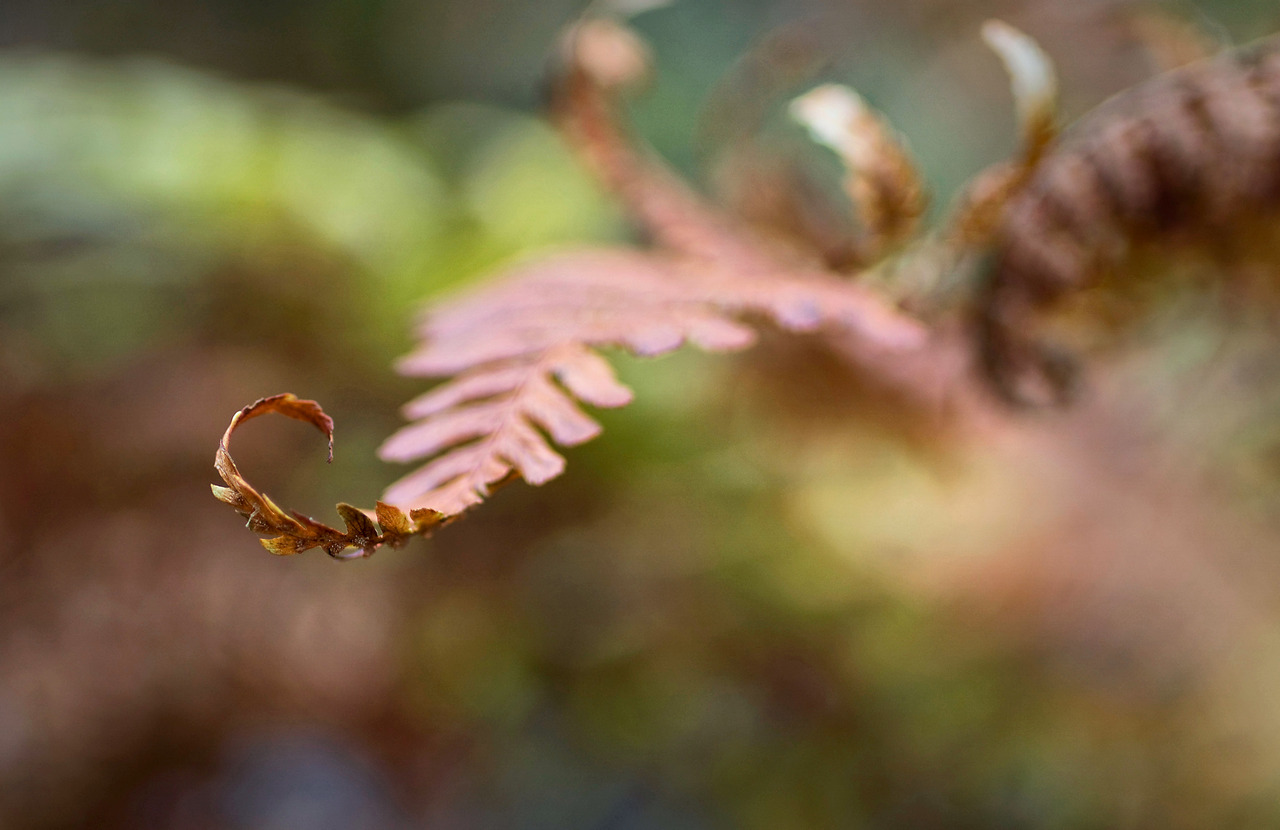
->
0, 53, 631, 383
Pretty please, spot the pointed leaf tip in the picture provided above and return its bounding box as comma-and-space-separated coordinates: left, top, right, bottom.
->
410, 507, 448, 532
336, 503, 379, 542
261, 535, 307, 556
982, 20, 1058, 152
375, 501, 413, 536
211, 484, 243, 506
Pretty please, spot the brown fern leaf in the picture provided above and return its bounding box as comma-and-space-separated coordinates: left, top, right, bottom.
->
214, 394, 446, 558
378, 249, 926, 513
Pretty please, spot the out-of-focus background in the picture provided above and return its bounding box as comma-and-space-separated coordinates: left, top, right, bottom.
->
4, 0, 1280, 827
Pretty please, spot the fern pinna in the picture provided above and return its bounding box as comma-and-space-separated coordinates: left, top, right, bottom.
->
213, 14, 1061, 557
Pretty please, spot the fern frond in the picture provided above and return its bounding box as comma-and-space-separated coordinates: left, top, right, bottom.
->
374, 13, 936, 518
378, 249, 926, 513
213, 12, 940, 555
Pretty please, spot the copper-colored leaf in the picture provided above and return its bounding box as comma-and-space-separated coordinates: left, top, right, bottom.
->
212, 394, 446, 558
222, 393, 335, 462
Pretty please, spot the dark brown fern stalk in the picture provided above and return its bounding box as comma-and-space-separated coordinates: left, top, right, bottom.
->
977, 32, 1280, 407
